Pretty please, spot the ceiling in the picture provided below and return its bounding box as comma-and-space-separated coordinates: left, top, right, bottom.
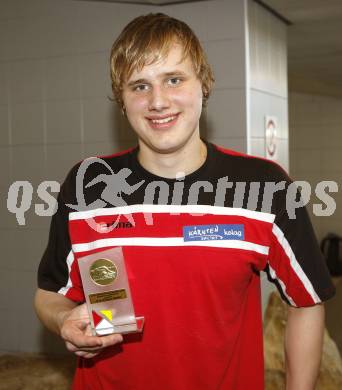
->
262, 0, 342, 98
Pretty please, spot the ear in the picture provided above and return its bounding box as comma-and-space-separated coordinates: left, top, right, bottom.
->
202, 87, 209, 107
202, 85, 209, 100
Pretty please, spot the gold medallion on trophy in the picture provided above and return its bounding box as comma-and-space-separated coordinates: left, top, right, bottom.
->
89, 258, 117, 286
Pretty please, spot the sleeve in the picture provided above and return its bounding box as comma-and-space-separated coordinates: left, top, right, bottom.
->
37, 164, 85, 303
263, 163, 336, 307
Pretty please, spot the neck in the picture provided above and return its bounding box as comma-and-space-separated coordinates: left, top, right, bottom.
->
137, 137, 207, 179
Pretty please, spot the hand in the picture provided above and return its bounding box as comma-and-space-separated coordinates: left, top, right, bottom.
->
58, 303, 123, 358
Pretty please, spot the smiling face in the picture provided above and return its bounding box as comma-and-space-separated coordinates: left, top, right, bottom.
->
121, 44, 204, 158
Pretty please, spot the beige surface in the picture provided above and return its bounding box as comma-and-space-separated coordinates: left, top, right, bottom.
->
0, 354, 75, 390
326, 277, 342, 356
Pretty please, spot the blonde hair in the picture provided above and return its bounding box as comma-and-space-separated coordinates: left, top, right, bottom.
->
110, 13, 215, 109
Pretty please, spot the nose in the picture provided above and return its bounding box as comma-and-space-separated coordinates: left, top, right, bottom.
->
148, 85, 170, 111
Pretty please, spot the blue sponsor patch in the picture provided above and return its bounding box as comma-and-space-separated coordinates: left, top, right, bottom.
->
183, 224, 244, 242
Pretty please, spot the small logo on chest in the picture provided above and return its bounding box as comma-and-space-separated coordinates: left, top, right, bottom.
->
183, 224, 244, 242
98, 221, 133, 233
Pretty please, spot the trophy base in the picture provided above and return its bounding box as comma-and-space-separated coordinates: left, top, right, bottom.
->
95, 316, 145, 336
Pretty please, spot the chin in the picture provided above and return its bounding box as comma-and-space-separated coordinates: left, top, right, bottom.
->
150, 143, 181, 154
140, 128, 199, 154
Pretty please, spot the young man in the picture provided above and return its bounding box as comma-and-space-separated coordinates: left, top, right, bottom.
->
35, 13, 335, 389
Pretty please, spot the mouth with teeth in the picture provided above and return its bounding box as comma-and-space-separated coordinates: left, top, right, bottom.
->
147, 113, 180, 129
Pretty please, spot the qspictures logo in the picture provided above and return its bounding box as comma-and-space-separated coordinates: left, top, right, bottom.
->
5, 157, 339, 227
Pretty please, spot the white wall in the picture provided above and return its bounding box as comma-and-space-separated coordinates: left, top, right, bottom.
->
202, 0, 248, 152
289, 92, 342, 242
0, 0, 248, 354
247, 0, 288, 171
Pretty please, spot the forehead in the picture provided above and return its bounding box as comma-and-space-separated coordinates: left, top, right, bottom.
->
125, 44, 196, 82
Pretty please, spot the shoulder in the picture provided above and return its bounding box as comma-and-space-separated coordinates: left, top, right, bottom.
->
211, 143, 291, 183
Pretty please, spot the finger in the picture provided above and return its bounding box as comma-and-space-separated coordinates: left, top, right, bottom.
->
63, 328, 103, 349
71, 331, 123, 349
65, 333, 123, 353
84, 323, 94, 337
70, 333, 103, 348
100, 333, 124, 347
65, 340, 103, 355
78, 319, 91, 329
75, 350, 100, 359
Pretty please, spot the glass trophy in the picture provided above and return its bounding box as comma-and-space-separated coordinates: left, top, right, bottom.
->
78, 246, 144, 336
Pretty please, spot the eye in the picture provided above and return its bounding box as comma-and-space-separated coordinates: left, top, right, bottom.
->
133, 84, 149, 92
167, 77, 182, 86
